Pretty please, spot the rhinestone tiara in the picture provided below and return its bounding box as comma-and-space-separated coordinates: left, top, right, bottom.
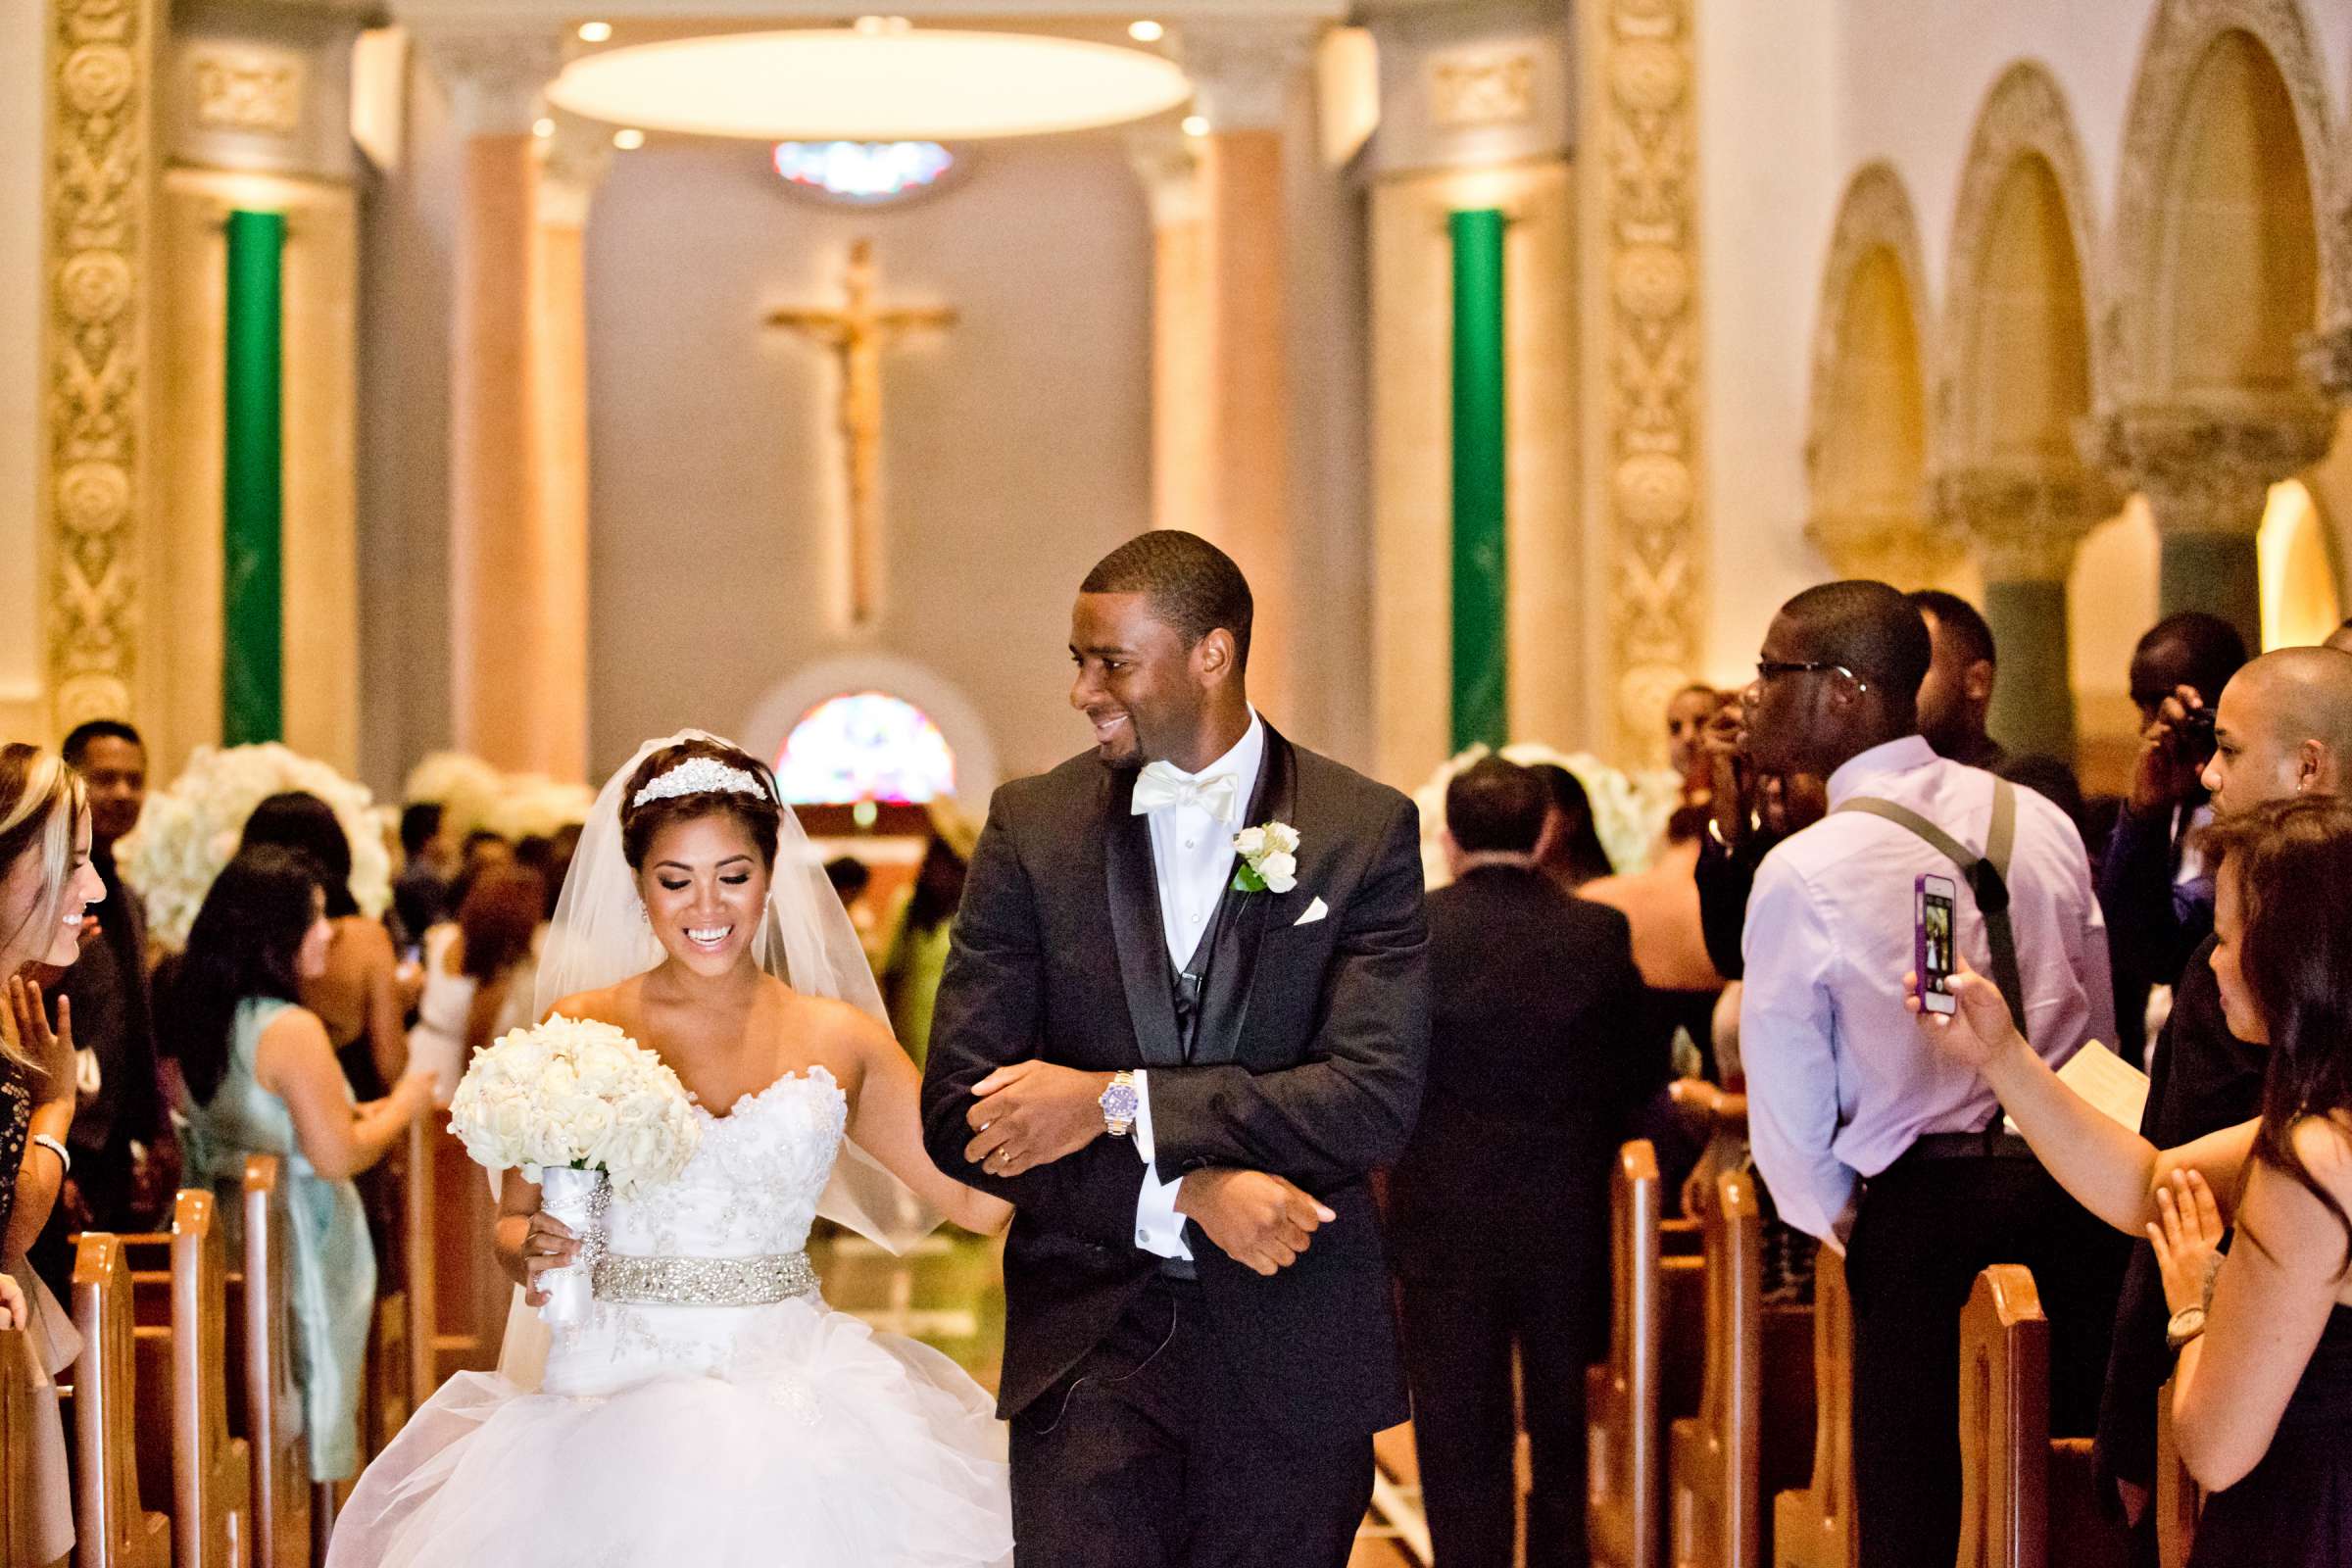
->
630, 757, 768, 809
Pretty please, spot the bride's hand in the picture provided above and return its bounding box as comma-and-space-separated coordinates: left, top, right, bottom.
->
518, 1211, 580, 1307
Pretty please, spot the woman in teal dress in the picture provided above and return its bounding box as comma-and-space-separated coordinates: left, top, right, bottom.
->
160, 847, 435, 1544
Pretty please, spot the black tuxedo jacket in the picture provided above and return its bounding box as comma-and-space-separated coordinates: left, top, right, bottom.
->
920, 724, 1431, 1441
1384, 864, 1662, 1281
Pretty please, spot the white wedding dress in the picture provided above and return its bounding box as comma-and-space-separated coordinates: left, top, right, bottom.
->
326, 1065, 1013, 1567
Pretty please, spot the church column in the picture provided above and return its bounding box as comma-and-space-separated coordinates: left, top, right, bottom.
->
2092, 401, 2334, 654
1128, 129, 1211, 546
1932, 465, 2115, 761
1173, 21, 1317, 721
1364, 5, 1578, 784
531, 121, 608, 782
420, 29, 585, 781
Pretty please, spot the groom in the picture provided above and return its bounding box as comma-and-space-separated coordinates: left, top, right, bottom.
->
922, 530, 1431, 1567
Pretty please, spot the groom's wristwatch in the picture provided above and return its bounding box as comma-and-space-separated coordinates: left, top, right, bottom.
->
1099, 1071, 1140, 1139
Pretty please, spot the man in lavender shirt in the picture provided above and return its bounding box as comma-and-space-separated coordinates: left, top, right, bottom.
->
1738, 580, 2125, 1568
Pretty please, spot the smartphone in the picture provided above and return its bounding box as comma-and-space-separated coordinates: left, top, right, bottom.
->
2175, 705, 2218, 767
1916, 873, 1958, 1015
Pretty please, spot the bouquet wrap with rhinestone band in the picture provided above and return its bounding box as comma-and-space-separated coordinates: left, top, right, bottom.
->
449, 1015, 702, 1327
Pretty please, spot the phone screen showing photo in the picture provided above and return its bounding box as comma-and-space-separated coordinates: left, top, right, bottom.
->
1916, 874, 1958, 1014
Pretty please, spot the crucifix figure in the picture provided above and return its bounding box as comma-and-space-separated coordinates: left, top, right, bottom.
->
766, 239, 957, 627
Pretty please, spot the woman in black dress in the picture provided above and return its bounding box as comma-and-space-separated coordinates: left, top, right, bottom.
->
1925, 796, 2352, 1565
0, 742, 109, 1562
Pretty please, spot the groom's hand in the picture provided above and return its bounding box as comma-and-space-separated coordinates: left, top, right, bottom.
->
965, 1061, 1112, 1178
1175, 1169, 1336, 1276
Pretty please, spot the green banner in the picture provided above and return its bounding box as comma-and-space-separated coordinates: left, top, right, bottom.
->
1449, 209, 1508, 754
222, 209, 285, 747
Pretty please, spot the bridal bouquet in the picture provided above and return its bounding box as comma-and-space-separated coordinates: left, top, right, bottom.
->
449, 1016, 702, 1325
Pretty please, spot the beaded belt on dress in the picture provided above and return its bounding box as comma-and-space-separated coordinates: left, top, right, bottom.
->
591, 1250, 820, 1306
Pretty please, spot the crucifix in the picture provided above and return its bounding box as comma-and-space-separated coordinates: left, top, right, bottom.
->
765, 239, 957, 627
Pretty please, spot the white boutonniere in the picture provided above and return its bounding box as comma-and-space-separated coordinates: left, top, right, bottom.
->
1232, 820, 1301, 894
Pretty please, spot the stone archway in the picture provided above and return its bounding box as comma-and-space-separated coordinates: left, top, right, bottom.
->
2099, 0, 2339, 649
1935, 63, 2111, 760
1806, 165, 1956, 588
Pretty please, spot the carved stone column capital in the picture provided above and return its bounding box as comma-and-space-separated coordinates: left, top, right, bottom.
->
2303, 323, 2352, 408
2086, 400, 2335, 538
415, 26, 563, 137
538, 116, 612, 228
1803, 508, 1964, 589
1176, 19, 1321, 131
1124, 123, 1202, 229
1931, 463, 2120, 582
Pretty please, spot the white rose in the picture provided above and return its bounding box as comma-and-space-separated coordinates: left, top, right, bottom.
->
1257, 852, 1298, 893
1233, 826, 1267, 858
1264, 822, 1301, 857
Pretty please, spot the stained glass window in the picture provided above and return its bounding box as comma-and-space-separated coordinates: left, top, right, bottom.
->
772, 141, 956, 203
776, 691, 956, 804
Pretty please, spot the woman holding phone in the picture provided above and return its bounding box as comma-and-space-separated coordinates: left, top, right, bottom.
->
1919, 795, 2352, 1563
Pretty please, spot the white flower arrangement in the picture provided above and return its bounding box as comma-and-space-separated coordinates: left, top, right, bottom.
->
403, 751, 596, 843
447, 1015, 701, 1199
1413, 743, 1681, 890
1232, 820, 1301, 894
117, 743, 394, 950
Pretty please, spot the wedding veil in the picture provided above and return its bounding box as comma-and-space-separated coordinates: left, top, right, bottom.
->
497, 729, 939, 1385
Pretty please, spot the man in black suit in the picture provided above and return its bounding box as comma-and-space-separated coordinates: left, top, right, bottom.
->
1389, 757, 1661, 1568
920, 530, 1431, 1568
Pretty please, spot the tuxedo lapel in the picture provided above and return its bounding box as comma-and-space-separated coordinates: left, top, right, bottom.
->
1190, 728, 1299, 1067
1101, 765, 1187, 1068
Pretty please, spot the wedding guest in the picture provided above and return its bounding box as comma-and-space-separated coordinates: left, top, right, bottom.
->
1692, 682, 1829, 982
883, 800, 978, 1068
1391, 756, 1658, 1568
2093, 645, 2352, 1548
0, 743, 106, 1564
1583, 805, 1726, 1078
1738, 580, 2122, 1568
405, 866, 545, 1100
30, 720, 173, 1300
1926, 797, 2352, 1565
1532, 762, 1614, 890
163, 846, 436, 1541
240, 791, 409, 1094
2100, 612, 2248, 1061
390, 801, 454, 955
1666, 682, 1718, 801
1908, 589, 2005, 771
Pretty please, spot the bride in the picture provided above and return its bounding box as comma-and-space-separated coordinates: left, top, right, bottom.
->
327, 734, 1014, 1567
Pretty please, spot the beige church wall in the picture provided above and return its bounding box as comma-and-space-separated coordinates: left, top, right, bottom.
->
355, 57, 461, 799
581, 136, 1152, 790
0, 0, 46, 740
1692, 0, 1840, 692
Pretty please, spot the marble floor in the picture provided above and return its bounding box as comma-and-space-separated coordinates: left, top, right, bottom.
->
810, 1227, 1430, 1566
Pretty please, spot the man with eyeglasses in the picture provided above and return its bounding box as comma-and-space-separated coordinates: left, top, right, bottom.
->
1738, 580, 2124, 1568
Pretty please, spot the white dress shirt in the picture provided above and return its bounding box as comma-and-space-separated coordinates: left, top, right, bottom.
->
1740, 736, 2115, 1248
1129, 710, 1266, 1260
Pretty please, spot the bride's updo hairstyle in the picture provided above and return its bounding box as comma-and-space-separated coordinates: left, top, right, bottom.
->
618, 737, 785, 873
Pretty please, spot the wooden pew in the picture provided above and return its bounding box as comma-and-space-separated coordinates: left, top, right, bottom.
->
1954, 1265, 2131, 1568
122, 1191, 254, 1568
232, 1155, 312, 1568
1670, 1169, 1763, 1568
404, 1115, 438, 1407
2154, 1374, 2199, 1568
1589, 1140, 1708, 1568
1771, 1246, 1854, 1568
0, 1322, 66, 1568
426, 1113, 506, 1385
69, 1234, 171, 1568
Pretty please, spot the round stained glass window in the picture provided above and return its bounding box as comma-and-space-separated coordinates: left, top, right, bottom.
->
776, 691, 957, 804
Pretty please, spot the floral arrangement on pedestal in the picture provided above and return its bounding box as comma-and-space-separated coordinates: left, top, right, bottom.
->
404, 752, 596, 843
118, 743, 394, 949
1412, 743, 1681, 890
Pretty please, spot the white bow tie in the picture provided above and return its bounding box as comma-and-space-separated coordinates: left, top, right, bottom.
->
1131, 762, 1242, 824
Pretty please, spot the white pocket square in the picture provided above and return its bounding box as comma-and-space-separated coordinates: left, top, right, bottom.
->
1294, 897, 1329, 927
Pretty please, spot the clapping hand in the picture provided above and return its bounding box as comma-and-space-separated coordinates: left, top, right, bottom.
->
2150, 1168, 2227, 1318
4, 976, 75, 1106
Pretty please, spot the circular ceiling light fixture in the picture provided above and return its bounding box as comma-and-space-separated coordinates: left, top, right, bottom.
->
547, 27, 1193, 142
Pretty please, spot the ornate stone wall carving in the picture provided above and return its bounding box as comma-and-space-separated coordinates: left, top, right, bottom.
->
2107, 0, 2340, 403
1930, 464, 2120, 581
1938, 61, 2100, 464
1429, 48, 1538, 130
188, 46, 303, 136
2089, 402, 2335, 537
45, 0, 156, 730
1584, 0, 1703, 762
